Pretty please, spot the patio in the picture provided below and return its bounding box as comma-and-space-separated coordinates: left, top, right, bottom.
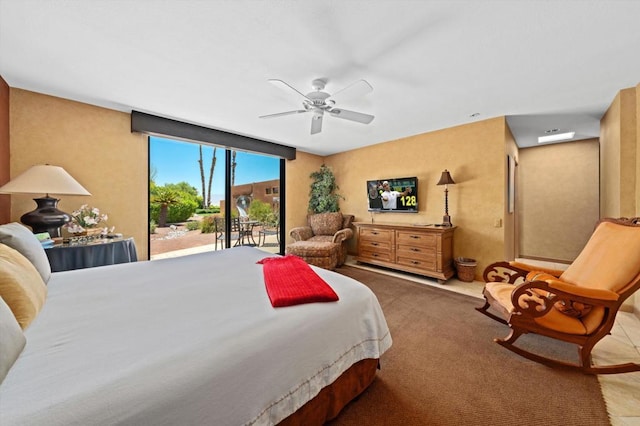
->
150, 222, 280, 260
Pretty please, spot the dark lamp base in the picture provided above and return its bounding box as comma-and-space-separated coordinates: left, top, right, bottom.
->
442, 215, 453, 227
20, 196, 71, 238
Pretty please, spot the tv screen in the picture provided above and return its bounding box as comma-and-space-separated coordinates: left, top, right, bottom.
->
367, 177, 418, 213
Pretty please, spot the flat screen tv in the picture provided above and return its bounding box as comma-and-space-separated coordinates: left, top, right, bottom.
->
367, 177, 418, 213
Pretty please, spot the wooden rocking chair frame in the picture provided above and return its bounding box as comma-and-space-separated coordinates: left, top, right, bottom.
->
476, 217, 640, 375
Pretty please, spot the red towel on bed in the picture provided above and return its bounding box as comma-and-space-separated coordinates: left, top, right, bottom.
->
257, 255, 339, 307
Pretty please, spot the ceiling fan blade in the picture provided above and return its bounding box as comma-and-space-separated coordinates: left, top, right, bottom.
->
268, 79, 311, 101
310, 112, 324, 134
259, 110, 308, 119
328, 108, 374, 124
328, 79, 373, 103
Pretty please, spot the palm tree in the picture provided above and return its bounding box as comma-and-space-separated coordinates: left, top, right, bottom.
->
198, 145, 218, 208
198, 145, 206, 208
207, 147, 217, 208
152, 187, 180, 227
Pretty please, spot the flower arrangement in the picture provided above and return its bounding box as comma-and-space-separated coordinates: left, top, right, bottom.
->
65, 204, 108, 234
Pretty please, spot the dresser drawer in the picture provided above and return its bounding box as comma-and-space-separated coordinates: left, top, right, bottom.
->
396, 244, 435, 260
396, 231, 437, 248
396, 254, 436, 271
359, 249, 393, 263
360, 239, 392, 252
360, 227, 393, 243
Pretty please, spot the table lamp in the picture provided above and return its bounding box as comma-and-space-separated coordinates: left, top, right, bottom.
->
0, 164, 91, 237
436, 169, 455, 227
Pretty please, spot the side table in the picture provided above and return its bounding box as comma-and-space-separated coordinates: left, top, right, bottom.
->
45, 237, 138, 272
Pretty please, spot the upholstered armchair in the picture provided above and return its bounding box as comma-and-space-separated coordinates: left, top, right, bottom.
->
476, 217, 640, 374
288, 212, 354, 267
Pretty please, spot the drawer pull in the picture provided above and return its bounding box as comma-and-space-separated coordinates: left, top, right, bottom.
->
371, 231, 379, 235
411, 260, 420, 265
371, 242, 379, 246
410, 235, 420, 239
410, 247, 420, 252
372, 253, 379, 257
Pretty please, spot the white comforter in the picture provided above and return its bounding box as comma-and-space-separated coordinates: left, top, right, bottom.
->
0, 247, 391, 425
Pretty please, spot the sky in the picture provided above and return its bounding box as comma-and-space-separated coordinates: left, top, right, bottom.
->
149, 136, 280, 205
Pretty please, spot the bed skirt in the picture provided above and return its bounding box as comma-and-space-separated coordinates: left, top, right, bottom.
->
279, 358, 379, 425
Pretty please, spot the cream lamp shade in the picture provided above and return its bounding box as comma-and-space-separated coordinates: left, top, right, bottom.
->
0, 164, 91, 237
0, 164, 91, 196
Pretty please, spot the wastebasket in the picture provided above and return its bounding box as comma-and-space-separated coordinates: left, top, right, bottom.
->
455, 257, 477, 282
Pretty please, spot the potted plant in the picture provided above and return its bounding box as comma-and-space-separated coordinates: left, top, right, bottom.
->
308, 164, 343, 213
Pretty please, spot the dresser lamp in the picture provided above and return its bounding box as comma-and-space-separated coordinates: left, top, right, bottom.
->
436, 169, 456, 227
0, 164, 91, 237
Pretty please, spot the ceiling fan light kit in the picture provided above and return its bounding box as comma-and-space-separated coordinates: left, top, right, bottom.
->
260, 78, 375, 135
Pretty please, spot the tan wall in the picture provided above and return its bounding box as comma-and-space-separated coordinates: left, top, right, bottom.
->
636, 83, 640, 316
0, 76, 9, 224
9, 89, 149, 259
517, 139, 600, 262
284, 151, 324, 243
620, 88, 637, 217
601, 87, 637, 218
323, 117, 507, 278
600, 85, 639, 314
637, 83, 640, 217
504, 125, 518, 261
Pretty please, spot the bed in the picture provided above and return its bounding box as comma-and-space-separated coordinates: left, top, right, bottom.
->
0, 235, 392, 425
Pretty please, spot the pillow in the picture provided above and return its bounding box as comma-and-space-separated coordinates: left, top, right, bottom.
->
309, 212, 343, 236
526, 271, 558, 282
0, 244, 47, 329
525, 271, 592, 319
0, 295, 26, 384
553, 299, 593, 319
0, 222, 51, 283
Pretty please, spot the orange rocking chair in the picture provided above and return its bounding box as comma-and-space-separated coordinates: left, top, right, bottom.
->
476, 217, 640, 374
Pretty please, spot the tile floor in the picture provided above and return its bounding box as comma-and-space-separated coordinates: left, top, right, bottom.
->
344, 257, 640, 426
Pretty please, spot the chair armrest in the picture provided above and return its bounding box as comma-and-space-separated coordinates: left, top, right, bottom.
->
483, 261, 529, 284
508, 261, 565, 277
510, 279, 620, 318
546, 279, 619, 301
332, 228, 354, 244
289, 226, 313, 241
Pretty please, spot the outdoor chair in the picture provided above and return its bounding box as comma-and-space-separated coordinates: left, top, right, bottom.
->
258, 220, 280, 247
213, 217, 227, 250
213, 217, 240, 250
232, 217, 257, 246
476, 217, 640, 374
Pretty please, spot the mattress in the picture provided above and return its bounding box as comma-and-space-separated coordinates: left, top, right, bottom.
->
0, 246, 391, 425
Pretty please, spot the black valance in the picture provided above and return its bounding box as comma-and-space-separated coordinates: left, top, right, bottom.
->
131, 111, 296, 160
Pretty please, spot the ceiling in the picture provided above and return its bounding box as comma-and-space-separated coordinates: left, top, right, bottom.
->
1, 1, 640, 156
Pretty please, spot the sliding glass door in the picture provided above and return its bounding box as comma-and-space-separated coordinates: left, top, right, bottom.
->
148, 136, 283, 259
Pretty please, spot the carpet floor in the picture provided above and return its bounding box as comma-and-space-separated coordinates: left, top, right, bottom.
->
329, 266, 610, 426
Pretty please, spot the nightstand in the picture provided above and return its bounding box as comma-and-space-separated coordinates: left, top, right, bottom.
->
45, 237, 138, 272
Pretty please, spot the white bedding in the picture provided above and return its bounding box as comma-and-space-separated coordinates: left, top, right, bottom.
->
0, 246, 391, 425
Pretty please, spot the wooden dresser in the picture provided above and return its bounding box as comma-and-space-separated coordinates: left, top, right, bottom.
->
353, 222, 455, 282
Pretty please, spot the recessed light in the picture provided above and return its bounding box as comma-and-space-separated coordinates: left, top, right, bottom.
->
538, 131, 575, 143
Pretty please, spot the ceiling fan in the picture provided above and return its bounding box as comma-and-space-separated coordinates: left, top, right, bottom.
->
259, 78, 374, 135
